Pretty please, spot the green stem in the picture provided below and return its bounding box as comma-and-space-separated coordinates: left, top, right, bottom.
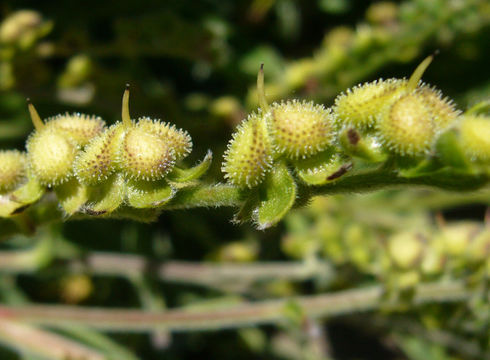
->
164, 183, 243, 209
0, 247, 331, 287
0, 170, 487, 237
0, 281, 473, 332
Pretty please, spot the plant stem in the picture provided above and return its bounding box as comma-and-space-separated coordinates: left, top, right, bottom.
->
0, 281, 473, 333
0, 318, 105, 360
0, 247, 331, 287
0, 170, 487, 237
164, 183, 243, 209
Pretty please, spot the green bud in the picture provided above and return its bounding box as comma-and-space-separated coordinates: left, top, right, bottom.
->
0, 150, 27, 193
119, 125, 176, 181
416, 84, 460, 131
269, 100, 335, 159
334, 78, 404, 129
377, 92, 435, 156
27, 127, 78, 187
222, 111, 273, 188
0, 10, 51, 48
387, 231, 423, 269
437, 222, 479, 257
74, 124, 125, 185
137, 117, 192, 161
460, 115, 490, 162
46, 113, 105, 146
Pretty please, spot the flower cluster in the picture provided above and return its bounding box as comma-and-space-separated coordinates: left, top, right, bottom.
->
221, 58, 489, 228
0, 58, 488, 227
0, 87, 210, 217
334, 55, 460, 156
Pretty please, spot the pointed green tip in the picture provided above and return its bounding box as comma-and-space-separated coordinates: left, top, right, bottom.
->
27, 99, 44, 130
257, 63, 269, 112
408, 55, 434, 91
122, 84, 131, 127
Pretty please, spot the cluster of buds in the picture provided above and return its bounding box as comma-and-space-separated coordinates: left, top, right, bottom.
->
222, 58, 489, 228
282, 196, 489, 292
382, 220, 490, 291
0, 86, 211, 217
334, 55, 461, 157
222, 65, 337, 189
1, 57, 488, 225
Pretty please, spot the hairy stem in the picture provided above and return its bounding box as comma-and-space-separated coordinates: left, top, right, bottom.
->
164, 183, 243, 209
1, 170, 487, 238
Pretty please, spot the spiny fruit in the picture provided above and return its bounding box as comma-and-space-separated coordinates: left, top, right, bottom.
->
222, 111, 273, 188
46, 113, 105, 146
136, 117, 192, 161
25, 102, 78, 187
333, 78, 405, 128
333, 54, 456, 135
368, 55, 460, 156
0, 150, 27, 193
416, 84, 460, 131
27, 127, 78, 186
119, 124, 176, 181
459, 115, 490, 162
376, 92, 435, 156
74, 124, 125, 185
269, 100, 335, 159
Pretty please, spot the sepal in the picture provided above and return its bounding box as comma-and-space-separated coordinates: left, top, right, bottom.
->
167, 150, 212, 183
126, 179, 175, 209
83, 173, 125, 215
293, 149, 351, 185
253, 161, 297, 230
54, 178, 89, 215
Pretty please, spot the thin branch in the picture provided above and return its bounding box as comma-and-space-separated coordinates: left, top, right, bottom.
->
0, 281, 473, 333
0, 318, 105, 360
0, 248, 331, 287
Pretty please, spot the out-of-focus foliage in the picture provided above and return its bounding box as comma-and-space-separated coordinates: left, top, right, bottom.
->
0, 1, 489, 359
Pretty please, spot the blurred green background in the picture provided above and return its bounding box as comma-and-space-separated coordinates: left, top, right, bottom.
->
0, 0, 489, 359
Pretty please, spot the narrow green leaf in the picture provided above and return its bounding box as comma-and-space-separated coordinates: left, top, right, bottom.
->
10, 176, 45, 205
254, 161, 296, 230
126, 179, 175, 209
167, 150, 212, 183
54, 178, 89, 216
0, 176, 45, 217
84, 173, 125, 215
